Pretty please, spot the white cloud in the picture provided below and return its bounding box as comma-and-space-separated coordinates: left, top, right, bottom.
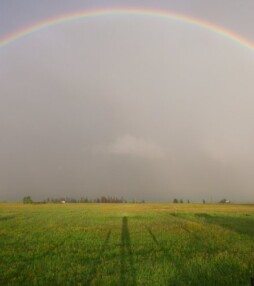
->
106, 134, 165, 159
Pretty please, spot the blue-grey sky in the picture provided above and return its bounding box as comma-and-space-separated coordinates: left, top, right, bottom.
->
1, 0, 254, 202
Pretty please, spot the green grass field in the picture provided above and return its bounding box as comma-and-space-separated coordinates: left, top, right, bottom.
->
1, 203, 254, 285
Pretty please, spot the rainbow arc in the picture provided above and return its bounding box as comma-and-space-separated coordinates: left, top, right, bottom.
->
0, 8, 254, 52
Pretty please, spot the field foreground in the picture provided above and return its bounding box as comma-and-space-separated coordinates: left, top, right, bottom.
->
0, 203, 254, 285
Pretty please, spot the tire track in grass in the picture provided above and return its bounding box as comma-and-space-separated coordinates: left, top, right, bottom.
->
145, 225, 172, 285
2, 214, 88, 284
178, 215, 242, 283
172, 213, 253, 257
168, 214, 253, 285
0, 215, 15, 221
84, 229, 111, 285
145, 223, 197, 286
120, 216, 137, 286
2, 234, 72, 285
1, 211, 108, 285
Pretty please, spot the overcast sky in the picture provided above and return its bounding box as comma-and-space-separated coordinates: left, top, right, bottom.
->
1, 0, 254, 202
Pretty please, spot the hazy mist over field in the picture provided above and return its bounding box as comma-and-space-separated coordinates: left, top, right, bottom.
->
1, 0, 254, 202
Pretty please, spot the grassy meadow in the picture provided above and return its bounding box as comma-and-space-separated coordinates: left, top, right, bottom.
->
0, 203, 254, 285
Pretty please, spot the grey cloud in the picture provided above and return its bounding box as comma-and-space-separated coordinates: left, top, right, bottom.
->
1, 5, 254, 202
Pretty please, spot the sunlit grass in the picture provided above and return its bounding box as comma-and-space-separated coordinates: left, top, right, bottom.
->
0, 203, 254, 285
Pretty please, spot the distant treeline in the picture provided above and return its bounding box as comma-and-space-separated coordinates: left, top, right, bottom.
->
41, 196, 145, 204
172, 198, 230, 204
23, 196, 230, 204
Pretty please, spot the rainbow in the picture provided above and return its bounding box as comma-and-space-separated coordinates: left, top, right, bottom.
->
0, 7, 254, 52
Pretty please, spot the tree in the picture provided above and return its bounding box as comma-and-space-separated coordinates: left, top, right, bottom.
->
187, 200, 190, 204
173, 198, 178, 203
180, 199, 183, 204
203, 199, 206, 204
23, 196, 33, 204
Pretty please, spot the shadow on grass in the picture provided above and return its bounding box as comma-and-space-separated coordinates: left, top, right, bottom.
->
2, 234, 72, 285
85, 230, 111, 285
120, 217, 137, 286
195, 213, 254, 237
